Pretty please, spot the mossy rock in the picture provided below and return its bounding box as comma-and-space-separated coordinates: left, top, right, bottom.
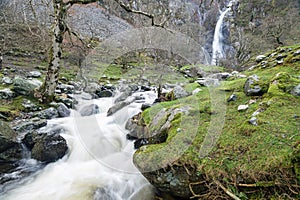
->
268, 72, 300, 97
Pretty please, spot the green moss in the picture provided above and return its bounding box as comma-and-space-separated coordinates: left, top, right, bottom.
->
135, 46, 300, 199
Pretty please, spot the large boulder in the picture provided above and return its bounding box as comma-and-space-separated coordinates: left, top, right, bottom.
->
0, 121, 22, 174
13, 77, 42, 96
23, 128, 68, 163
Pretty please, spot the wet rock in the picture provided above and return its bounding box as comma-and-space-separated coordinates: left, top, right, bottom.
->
13, 77, 42, 96
36, 107, 59, 119
56, 96, 75, 108
256, 55, 266, 62
134, 138, 149, 149
79, 104, 99, 116
114, 87, 133, 103
14, 118, 47, 134
0, 88, 14, 99
57, 103, 70, 117
140, 85, 151, 92
238, 105, 249, 111
141, 103, 152, 111
84, 82, 100, 94
96, 90, 113, 98
0, 121, 22, 174
244, 75, 267, 96
107, 97, 136, 116
31, 132, 68, 163
2, 76, 13, 85
28, 71, 42, 78
125, 113, 146, 139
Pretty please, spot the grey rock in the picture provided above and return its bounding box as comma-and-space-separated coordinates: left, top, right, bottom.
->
238, 105, 249, 111
14, 119, 47, 134
244, 75, 266, 96
107, 97, 136, 116
0, 88, 14, 99
291, 84, 300, 96
13, 77, 42, 96
192, 88, 202, 95
114, 87, 133, 103
196, 78, 220, 87
2, 76, 13, 85
84, 82, 100, 94
31, 133, 68, 163
22, 99, 40, 112
255, 55, 266, 62
57, 84, 75, 94
28, 71, 42, 78
79, 104, 99, 116
141, 103, 152, 111
57, 103, 70, 117
252, 109, 261, 117
276, 54, 287, 60
97, 90, 113, 98
0, 120, 22, 173
249, 117, 258, 126
173, 86, 189, 99
294, 50, 300, 56
37, 107, 59, 119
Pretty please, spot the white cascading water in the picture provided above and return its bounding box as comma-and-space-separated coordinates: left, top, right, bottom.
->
211, 1, 234, 65
1, 91, 157, 200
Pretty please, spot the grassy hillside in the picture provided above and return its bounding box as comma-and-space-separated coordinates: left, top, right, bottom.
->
134, 45, 300, 199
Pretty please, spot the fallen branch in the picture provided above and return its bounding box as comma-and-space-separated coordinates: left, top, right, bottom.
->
214, 180, 241, 200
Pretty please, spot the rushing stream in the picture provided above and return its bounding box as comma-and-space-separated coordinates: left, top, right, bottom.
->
1, 90, 157, 200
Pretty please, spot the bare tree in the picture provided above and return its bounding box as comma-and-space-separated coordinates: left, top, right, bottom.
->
37, 0, 175, 103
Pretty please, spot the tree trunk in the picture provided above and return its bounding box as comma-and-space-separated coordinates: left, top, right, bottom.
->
40, 0, 66, 103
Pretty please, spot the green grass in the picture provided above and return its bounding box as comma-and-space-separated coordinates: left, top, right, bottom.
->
134, 45, 300, 199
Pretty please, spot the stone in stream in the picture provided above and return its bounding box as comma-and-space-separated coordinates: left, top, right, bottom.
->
22, 128, 68, 163
107, 96, 136, 116
36, 107, 59, 119
57, 103, 71, 117
79, 104, 99, 116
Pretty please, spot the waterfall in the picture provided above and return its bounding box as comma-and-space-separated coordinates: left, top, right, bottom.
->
0, 91, 157, 200
211, 1, 233, 65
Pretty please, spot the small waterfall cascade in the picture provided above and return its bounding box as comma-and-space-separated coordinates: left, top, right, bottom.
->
0, 90, 157, 200
211, 1, 234, 65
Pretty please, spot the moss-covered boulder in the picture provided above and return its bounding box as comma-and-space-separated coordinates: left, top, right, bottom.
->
0, 120, 22, 174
